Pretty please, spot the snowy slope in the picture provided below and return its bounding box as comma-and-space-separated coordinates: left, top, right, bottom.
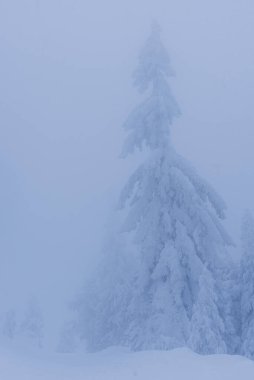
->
1, 347, 254, 380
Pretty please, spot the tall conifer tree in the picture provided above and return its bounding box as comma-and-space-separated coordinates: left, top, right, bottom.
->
77, 25, 232, 353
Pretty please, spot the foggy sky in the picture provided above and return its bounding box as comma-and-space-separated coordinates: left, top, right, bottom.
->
0, 0, 254, 344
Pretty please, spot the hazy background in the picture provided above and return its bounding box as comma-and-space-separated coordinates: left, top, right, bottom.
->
0, 0, 254, 345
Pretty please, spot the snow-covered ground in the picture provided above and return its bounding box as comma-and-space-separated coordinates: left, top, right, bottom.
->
1, 347, 254, 380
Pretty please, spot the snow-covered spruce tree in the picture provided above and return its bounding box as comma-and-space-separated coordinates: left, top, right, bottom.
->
240, 210, 254, 359
19, 297, 44, 348
77, 25, 233, 352
188, 267, 227, 354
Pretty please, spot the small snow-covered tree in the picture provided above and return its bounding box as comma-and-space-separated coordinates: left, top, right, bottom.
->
240, 210, 254, 359
19, 297, 44, 348
188, 267, 226, 354
57, 320, 81, 353
77, 25, 232, 352
1, 309, 17, 340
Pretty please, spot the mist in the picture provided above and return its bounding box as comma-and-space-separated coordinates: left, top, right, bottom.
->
0, 0, 254, 346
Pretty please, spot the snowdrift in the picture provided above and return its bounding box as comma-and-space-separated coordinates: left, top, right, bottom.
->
1, 347, 254, 380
